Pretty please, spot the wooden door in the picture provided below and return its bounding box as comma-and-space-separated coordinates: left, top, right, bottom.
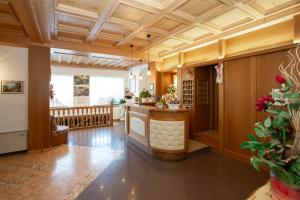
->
224, 57, 255, 161
194, 66, 212, 133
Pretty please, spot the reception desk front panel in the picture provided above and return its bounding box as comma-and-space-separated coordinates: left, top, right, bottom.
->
150, 120, 185, 151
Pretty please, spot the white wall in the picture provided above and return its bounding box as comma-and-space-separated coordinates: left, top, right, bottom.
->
0, 45, 28, 133
52, 66, 129, 81
51, 66, 129, 106
129, 64, 150, 96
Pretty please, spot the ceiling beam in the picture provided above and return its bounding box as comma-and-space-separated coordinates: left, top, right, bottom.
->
52, 61, 128, 71
86, 0, 119, 42
115, 0, 190, 47
45, 40, 144, 60
8, 0, 42, 42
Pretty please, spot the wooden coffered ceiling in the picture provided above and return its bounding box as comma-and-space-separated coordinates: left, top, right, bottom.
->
0, 0, 300, 70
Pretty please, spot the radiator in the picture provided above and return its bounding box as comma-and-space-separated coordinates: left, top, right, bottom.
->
0, 130, 27, 154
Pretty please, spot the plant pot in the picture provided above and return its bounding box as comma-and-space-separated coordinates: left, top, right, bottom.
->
270, 172, 300, 200
125, 98, 133, 104
156, 104, 163, 109
168, 103, 180, 110
141, 98, 151, 103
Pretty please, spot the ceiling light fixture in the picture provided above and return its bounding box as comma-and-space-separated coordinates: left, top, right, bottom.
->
147, 34, 151, 76
139, 59, 143, 80
129, 44, 134, 79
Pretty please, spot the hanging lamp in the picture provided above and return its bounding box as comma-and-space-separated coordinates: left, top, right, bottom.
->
128, 44, 134, 79
147, 34, 151, 76
139, 59, 143, 80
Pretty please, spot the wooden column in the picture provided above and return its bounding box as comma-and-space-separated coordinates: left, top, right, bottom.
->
28, 46, 51, 151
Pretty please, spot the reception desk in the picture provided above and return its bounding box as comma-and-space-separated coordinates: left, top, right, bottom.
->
126, 104, 199, 160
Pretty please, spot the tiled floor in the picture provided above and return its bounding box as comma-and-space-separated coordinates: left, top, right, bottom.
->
0, 123, 125, 200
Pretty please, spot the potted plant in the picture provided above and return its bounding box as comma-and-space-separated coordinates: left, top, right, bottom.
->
156, 96, 165, 109
119, 98, 126, 104
139, 88, 152, 103
241, 74, 300, 199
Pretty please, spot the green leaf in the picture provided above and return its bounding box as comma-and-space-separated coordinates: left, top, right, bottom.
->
272, 92, 281, 99
240, 141, 264, 151
279, 111, 291, 120
272, 116, 284, 128
251, 157, 262, 171
264, 116, 272, 128
255, 127, 265, 138
266, 108, 279, 114
283, 92, 299, 101
246, 134, 256, 141
240, 142, 251, 149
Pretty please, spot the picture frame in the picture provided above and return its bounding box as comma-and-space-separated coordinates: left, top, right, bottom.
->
1, 80, 24, 94
149, 82, 154, 91
74, 75, 89, 86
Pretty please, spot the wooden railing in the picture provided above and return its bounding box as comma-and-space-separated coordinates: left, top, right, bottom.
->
50, 105, 113, 130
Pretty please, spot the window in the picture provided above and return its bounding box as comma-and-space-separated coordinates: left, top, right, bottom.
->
90, 76, 124, 105
51, 75, 73, 107
51, 75, 125, 106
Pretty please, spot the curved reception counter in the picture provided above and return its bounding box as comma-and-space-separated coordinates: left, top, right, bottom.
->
126, 104, 194, 160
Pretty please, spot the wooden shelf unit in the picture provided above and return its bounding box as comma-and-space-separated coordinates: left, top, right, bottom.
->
182, 79, 194, 107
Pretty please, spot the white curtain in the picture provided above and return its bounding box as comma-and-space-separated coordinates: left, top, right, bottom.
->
51, 75, 73, 107
90, 76, 124, 105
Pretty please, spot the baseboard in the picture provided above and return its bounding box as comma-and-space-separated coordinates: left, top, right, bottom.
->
223, 149, 251, 164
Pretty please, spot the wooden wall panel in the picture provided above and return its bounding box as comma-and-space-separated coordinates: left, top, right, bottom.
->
222, 48, 292, 163
226, 20, 293, 57
224, 57, 253, 160
184, 43, 219, 65
256, 50, 287, 122
162, 72, 174, 94
28, 46, 51, 151
156, 71, 163, 96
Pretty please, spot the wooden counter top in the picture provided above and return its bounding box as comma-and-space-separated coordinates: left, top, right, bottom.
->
127, 104, 190, 112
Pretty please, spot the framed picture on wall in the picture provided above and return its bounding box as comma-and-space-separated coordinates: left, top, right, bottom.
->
74, 75, 89, 85
149, 82, 154, 91
1, 80, 24, 94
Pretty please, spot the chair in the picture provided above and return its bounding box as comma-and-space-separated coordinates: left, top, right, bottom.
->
50, 116, 69, 146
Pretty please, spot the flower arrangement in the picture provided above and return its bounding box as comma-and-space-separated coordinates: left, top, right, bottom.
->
156, 96, 165, 109
167, 84, 176, 94
241, 74, 300, 189
125, 88, 134, 99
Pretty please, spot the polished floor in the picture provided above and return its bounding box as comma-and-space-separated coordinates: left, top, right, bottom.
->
0, 122, 268, 200
76, 144, 268, 200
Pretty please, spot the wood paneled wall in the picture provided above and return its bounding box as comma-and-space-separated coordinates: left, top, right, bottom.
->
222, 49, 290, 163
28, 46, 51, 151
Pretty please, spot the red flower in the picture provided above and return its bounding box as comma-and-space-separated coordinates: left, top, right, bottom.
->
275, 74, 286, 84
256, 95, 275, 111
